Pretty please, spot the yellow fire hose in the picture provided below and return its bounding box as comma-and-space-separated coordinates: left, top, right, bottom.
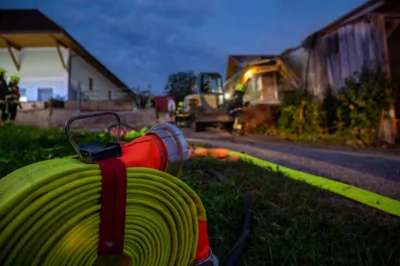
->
0, 158, 208, 266
189, 144, 400, 217
0, 112, 222, 266
229, 151, 400, 217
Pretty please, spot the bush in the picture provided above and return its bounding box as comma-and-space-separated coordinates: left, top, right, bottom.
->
277, 89, 321, 140
335, 64, 397, 145
320, 85, 339, 133
275, 63, 397, 146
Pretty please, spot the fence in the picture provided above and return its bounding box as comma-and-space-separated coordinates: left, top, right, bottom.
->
68, 80, 135, 100
67, 81, 155, 111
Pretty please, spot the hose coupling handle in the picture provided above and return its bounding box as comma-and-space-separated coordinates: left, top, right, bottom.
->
145, 122, 189, 176
65, 111, 122, 163
194, 248, 219, 266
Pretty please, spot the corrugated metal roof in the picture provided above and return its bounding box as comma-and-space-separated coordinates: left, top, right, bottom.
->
307, 0, 387, 38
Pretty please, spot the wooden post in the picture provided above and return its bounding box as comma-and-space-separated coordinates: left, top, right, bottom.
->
1, 36, 22, 71
379, 15, 397, 145
6, 45, 20, 71
55, 43, 67, 70
50, 35, 67, 70
371, 15, 384, 147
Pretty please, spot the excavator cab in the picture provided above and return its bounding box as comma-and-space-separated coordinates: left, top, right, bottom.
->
185, 72, 225, 111
196, 73, 223, 93
179, 72, 233, 132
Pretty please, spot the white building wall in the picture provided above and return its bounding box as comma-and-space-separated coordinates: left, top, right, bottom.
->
0, 47, 69, 101
69, 51, 126, 100
0, 48, 68, 101
0, 47, 129, 102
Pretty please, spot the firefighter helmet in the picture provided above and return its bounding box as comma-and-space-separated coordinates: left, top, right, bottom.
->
235, 83, 245, 92
10, 76, 20, 84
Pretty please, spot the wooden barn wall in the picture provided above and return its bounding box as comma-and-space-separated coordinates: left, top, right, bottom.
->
304, 19, 385, 97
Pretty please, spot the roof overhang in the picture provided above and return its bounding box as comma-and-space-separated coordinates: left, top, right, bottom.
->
0, 9, 135, 99
315, 0, 386, 36
299, 0, 400, 50
0, 32, 69, 49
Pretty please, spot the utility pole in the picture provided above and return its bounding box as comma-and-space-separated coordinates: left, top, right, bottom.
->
147, 84, 152, 108
136, 85, 141, 108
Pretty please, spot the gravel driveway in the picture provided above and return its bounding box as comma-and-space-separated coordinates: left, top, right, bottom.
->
184, 130, 400, 200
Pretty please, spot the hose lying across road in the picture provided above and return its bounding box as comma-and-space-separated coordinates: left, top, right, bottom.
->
0, 158, 207, 266
228, 150, 400, 217
188, 140, 400, 217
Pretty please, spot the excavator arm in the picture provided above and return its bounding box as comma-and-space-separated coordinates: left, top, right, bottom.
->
240, 58, 301, 88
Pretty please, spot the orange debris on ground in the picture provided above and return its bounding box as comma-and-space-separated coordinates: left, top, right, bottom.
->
189, 145, 241, 161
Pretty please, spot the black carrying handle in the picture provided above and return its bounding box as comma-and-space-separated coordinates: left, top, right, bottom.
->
64, 111, 122, 160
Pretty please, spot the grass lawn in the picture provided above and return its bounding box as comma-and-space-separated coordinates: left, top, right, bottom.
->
1, 124, 399, 265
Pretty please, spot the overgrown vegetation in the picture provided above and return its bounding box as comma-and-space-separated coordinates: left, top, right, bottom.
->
267, 64, 398, 146
277, 89, 321, 141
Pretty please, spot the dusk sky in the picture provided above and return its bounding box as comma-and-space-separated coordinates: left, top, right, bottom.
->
1, 0, 367, 93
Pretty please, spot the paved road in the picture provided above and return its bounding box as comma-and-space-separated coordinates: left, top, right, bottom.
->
184, 130, 400, 200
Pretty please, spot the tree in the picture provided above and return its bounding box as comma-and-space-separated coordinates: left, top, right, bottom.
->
164, 71, 195, 102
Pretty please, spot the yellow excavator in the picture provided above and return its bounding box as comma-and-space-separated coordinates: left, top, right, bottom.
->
178, 57, 301, 132
224, 57, 300, 98
177, 72, 230, 132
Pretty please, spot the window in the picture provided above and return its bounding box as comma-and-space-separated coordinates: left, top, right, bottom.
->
200, 74, 223, 93
37, 88, 53, 101
89, 78, 93, 91
19, 88, 27, 102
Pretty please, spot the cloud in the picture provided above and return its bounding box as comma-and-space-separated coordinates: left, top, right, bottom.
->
54, 0, 225, 91
1, 0, 226, 92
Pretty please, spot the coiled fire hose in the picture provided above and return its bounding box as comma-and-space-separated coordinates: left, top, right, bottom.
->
0, 112, 218, 266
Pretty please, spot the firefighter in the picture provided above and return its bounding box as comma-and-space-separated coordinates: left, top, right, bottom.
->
176, 101, 183, 114
175, 101, 184, 126
6, 75, 22, 122
202, 79, 210, 93
227, 83, 245, 136
0, 68, 8, 124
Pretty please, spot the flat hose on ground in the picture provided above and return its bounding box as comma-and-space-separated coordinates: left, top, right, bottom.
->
228, 150, 400, 217
0, 158, 207, 265
189, 144, 400, 217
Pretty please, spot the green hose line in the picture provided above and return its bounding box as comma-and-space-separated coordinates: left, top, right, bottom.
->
0, 158, 207, 266
230, 151, 400, 217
